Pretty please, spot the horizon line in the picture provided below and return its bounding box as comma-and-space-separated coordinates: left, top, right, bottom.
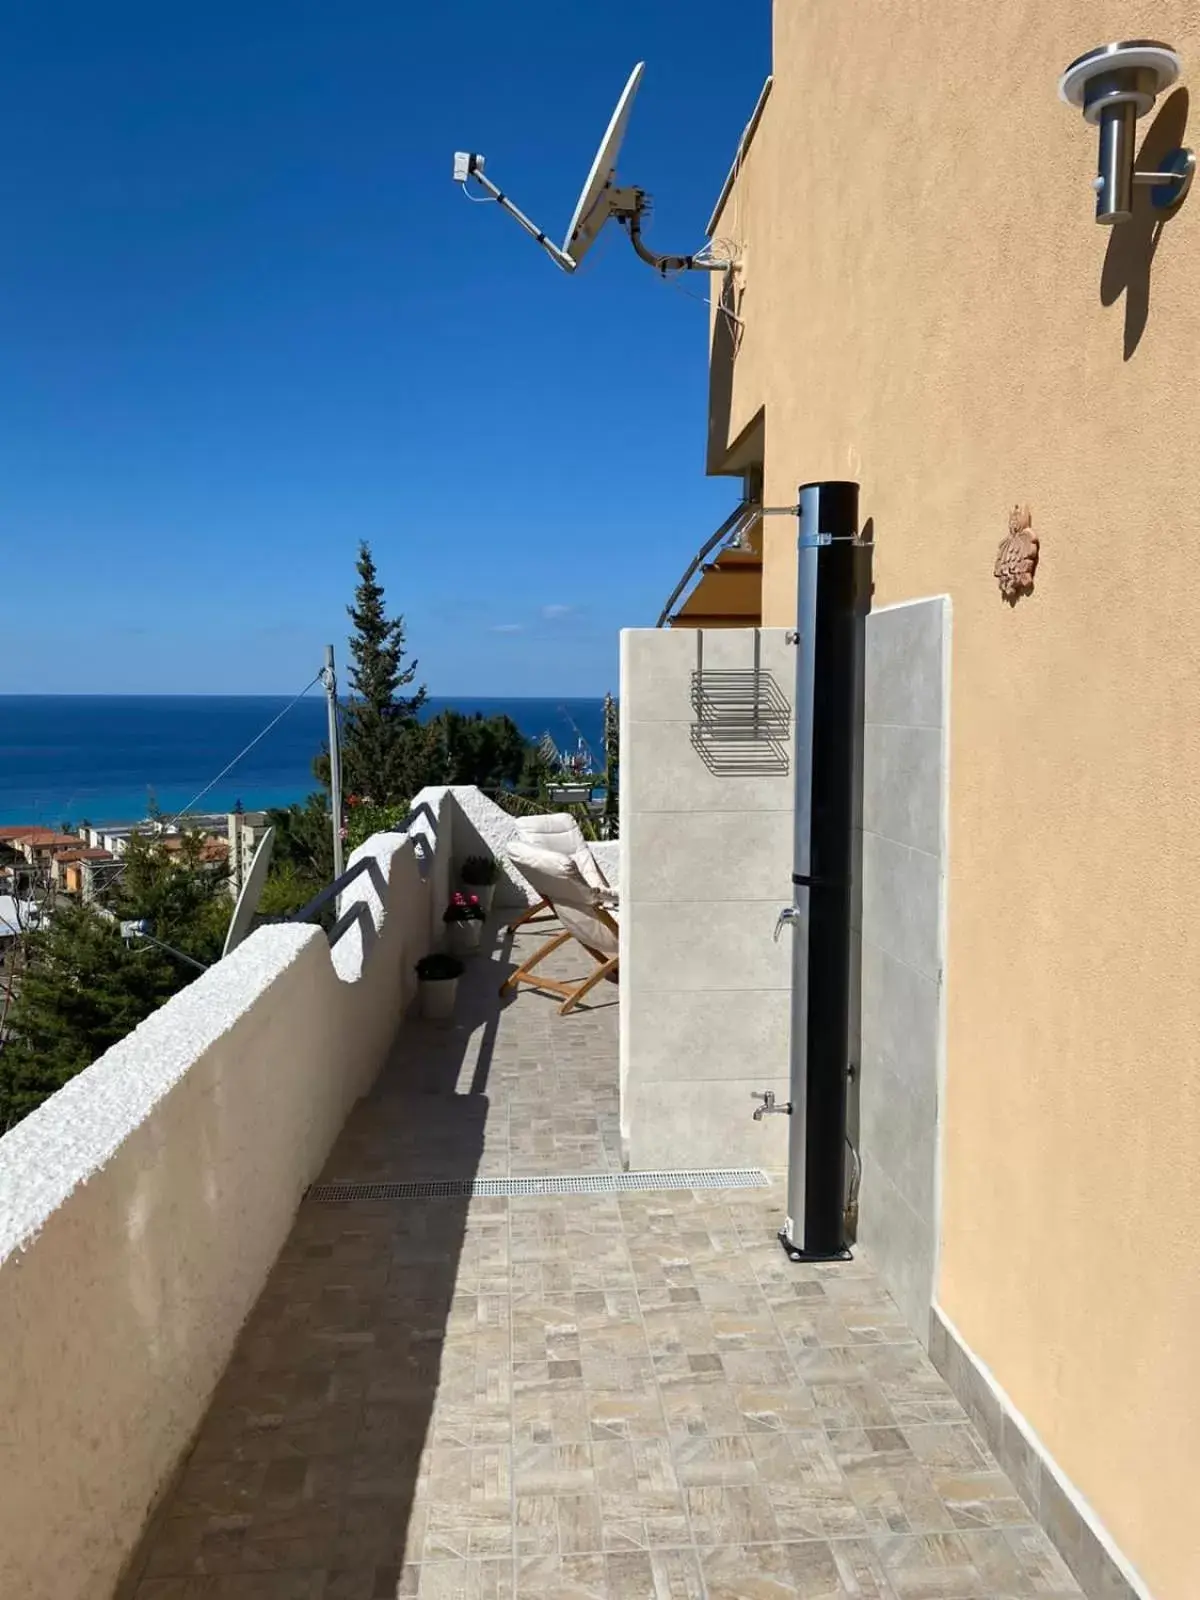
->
0, 691, 613, 701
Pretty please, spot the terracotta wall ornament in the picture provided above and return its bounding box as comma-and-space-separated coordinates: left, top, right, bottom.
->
994, 504, 1039, 604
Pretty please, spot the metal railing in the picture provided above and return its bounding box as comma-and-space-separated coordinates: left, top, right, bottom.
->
283, 796, 440, 949
655, 500, 758, 627
285, 853, 387, 950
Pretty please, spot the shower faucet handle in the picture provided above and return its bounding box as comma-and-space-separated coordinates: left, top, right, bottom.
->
752, 1090, 793, 1120
773, 905, 800, 942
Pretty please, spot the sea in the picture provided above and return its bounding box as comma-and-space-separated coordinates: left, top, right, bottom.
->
0, 696, 607, 827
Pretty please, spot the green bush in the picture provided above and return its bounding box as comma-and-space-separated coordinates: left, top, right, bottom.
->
345, 798, 410, 852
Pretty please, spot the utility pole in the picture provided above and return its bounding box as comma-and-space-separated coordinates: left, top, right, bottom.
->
231, 798, 244, 901
321, 645, 345, 881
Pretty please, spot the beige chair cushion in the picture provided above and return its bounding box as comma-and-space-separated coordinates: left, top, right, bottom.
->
514, 813, 585, 857
572, 844, 610, 892
504, 839, 619, 960
505, 839, 594, 905
556, 898, 618, 961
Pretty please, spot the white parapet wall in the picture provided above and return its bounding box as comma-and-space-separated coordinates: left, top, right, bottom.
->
0, 787, 467, 1600
447, 785, 618, 905
445, 785, 540, 907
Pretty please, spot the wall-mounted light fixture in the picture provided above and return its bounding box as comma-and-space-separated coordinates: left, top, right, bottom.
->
1059, 40, 1194, 223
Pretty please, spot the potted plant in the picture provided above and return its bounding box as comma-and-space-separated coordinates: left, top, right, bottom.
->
415, 951, 464, 1021
459, 853, 501, 914
443, 890, 485, 955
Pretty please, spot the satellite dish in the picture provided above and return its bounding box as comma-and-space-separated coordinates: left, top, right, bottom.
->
562, 62, 644, 265
453, 62, 727, 278
223, 826, 275, 958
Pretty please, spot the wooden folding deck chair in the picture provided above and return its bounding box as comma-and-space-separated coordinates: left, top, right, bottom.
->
503, 813, 606, 935
501, 840, 619, 1016
506, 896, 556, 934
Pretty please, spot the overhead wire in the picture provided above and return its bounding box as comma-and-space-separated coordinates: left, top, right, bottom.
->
161, 672, 324, 828
102, 670, 325, 893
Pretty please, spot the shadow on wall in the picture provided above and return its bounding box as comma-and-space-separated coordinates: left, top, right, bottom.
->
860, 518, 876, 605
118, 922, 522, 1596
1101, 87, 1190, 359
706, 271, 746, 472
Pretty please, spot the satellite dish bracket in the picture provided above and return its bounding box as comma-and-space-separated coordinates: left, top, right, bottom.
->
614, 188, 727, 275
455, 62, 728, 280
457, 160, 726, 278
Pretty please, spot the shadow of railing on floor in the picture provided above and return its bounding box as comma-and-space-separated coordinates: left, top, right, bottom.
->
122, 909, 622, 1588
119, 921, 526, 1589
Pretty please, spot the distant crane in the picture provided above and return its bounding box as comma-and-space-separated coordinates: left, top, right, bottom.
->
556, 705, 595, 774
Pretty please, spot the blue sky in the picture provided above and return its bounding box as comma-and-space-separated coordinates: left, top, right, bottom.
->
0, 3, 769, 697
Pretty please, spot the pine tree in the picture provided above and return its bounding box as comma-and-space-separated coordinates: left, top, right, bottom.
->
323, 542, 427, 806
0, 831, 232, 1129
267, 793, 335, 885
110, 828, 231, 963
421, 709, 527, 791
0, 905, 179, 1129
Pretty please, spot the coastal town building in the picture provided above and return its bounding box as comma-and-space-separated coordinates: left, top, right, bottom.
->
50, 848, 116, 897
0, 827, 85, 867
227, 806, 270, 900
0, 894, 44, 951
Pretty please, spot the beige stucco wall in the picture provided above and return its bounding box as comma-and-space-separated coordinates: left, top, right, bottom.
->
0, 793, 466, 1600
710, 6, 1200, 1596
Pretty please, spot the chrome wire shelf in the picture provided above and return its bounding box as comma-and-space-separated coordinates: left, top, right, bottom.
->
690, 667, 791, 776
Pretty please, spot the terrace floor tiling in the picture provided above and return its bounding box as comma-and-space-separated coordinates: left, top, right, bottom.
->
124, 920, 1081, 1600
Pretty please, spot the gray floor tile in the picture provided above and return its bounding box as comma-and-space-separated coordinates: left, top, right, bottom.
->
124, 919, 1074, 1600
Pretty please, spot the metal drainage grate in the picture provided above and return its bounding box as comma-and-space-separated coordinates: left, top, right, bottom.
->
307, 1169, 770, 1203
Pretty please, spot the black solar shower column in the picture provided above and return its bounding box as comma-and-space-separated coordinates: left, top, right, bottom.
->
781, 480, 862, 1262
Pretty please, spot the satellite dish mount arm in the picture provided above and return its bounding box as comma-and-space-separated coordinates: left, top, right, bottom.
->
456, 153, 577, 274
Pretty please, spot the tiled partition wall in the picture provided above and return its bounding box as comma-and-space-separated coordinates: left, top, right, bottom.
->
855, 597, 950, 1344
619, 627, 796, 1173
620, 602, 951, 1359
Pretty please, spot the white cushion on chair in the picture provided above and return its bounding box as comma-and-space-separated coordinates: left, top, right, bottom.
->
505, 839, 592, 901
572, 844, 610, 892
556, 898, 618, 960
514, 813, 586, 857
505, 839, 619, 962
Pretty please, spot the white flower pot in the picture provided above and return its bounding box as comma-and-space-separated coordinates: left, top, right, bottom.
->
460, 881, 496, 916
447, 919, 483, 956
419, 975, 460, 1021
